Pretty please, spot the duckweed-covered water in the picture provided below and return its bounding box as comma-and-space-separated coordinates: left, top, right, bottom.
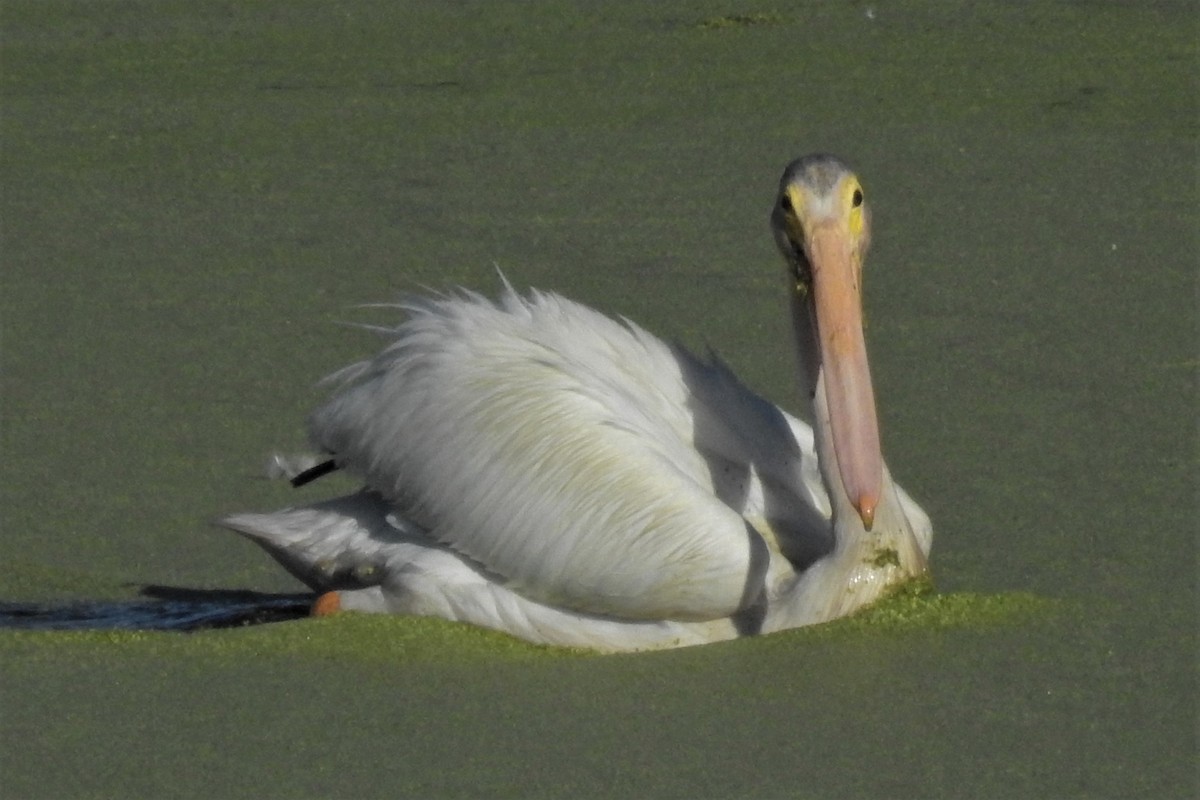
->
2, 2, 1195, 797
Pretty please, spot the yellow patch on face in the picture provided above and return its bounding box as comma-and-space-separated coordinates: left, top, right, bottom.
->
783, 185, 808, 230
785, 175, 865, 237
779, 169, 869, 301
843, 177, 866, 239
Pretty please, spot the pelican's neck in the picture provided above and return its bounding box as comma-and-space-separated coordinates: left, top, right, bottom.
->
767, 294, 928, 630
804, 370, 928, 618
789, 286, 821, 405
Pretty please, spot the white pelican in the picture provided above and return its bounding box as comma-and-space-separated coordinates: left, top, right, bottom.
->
220, 154, 932, 651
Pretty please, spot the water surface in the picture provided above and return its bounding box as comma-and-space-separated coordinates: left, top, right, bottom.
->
1, 2, 1194, 797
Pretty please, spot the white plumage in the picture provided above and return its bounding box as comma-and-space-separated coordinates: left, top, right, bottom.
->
221, 155, 933, 651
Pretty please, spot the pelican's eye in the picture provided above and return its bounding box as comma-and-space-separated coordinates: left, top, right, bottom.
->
779, 193, 794, 214
851, 188, 863, 208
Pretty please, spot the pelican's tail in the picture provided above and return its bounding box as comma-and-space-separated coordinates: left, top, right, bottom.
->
216, 491, 425, 594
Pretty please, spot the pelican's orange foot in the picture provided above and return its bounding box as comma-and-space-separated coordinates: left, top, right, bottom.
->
312, 591, 342, 617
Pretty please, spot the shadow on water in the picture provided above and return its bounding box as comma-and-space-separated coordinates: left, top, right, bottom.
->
0, 587, 313, 632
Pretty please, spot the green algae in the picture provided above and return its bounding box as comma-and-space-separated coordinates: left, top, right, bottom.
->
1, 0, 1194, 797
823, 580, 1058, 635
868, 546, 902, 568
0, 583, 1055, 666
0, 560, 139, 603
0, 611, 586, 666
697, 13, 786, 30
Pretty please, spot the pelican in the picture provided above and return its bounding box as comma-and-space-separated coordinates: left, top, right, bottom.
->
220, 154, 932, 651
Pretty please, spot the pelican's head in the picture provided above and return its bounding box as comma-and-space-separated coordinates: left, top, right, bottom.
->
771, 154, 880, 529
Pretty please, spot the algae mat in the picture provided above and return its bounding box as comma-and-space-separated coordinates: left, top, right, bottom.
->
1, 2, 1195, 797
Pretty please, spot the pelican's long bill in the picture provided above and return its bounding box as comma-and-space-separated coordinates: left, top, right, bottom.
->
774, 155, 882, 529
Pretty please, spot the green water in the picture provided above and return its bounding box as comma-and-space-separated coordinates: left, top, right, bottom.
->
1, 2, 1195, 797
